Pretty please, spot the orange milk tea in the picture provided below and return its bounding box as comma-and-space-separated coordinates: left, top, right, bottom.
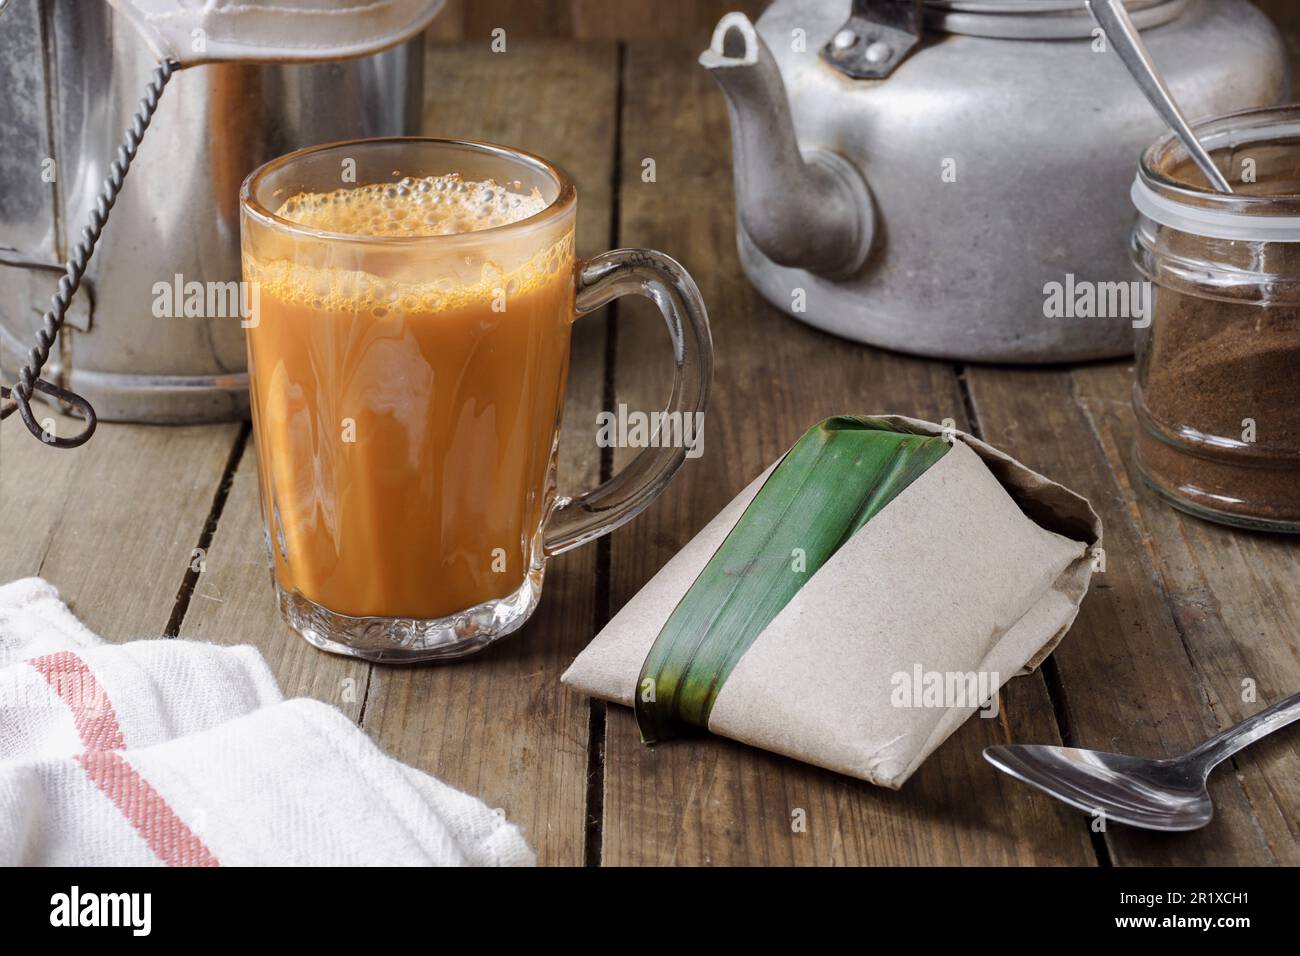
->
242, 175, 575, 620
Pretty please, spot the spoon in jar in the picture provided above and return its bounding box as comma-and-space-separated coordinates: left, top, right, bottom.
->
1086, 0, 1233, 193
984, 691, 1300, 831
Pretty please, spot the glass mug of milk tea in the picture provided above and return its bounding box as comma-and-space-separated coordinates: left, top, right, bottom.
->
239, 138, 712, 662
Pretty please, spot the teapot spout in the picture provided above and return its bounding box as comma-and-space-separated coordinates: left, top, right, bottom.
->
700, 13, 873, 276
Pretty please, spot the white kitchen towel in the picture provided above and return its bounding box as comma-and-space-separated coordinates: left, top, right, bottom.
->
0, 577, 534, 866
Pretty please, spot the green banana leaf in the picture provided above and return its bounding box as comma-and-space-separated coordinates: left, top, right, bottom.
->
635, 416, 952, 744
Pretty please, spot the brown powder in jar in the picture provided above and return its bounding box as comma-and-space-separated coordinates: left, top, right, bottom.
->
1134, 147, 1300, 529
1137, 268, 1300, 527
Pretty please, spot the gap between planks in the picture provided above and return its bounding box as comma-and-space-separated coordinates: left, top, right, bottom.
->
958, 364, 1111, 868
164, 422, 251, 638
583, 39, 628, 870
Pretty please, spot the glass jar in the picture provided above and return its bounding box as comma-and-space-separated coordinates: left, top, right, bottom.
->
1131, 105, 1300, 533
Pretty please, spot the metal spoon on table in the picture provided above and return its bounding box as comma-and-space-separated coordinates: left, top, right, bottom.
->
1086, 0, 1232, 193
984, 691, 1300, 831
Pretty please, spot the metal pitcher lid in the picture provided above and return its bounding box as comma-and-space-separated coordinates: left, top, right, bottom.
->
106, 0, 445, 67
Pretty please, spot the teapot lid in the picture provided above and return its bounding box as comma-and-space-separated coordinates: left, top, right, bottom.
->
823, 0, 1187, 78
924, 0, 1186, 39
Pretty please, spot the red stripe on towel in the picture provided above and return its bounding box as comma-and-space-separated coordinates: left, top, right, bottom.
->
75, 750, 220, 867
27, 650, 126, 750
28, 650, 221, 867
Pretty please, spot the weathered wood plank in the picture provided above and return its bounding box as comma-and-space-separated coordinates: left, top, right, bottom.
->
1072, 362, 1299, 863
427, 0, 765, 42
428, 0, 573, 41
964, 363, 1289, 864
0, 409, 240, 642
597, 41, 1097, 866
568, 0, 764, 41
357, 38, 619, 867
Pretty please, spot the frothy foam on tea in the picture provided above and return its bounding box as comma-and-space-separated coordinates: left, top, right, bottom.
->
274, 174, 548, 237
251, 174, 571, 316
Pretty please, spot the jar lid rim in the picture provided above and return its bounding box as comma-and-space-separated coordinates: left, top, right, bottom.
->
1133, 106, 1300, 242
1131, 177, 1300, 242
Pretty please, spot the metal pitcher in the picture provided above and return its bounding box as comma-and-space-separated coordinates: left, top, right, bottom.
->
0, 0, 428, 427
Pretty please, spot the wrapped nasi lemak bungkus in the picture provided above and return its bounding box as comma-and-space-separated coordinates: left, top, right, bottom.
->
562, 415, 1102, 789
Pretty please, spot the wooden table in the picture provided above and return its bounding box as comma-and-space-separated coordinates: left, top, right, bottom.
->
3, 39, 1296, 866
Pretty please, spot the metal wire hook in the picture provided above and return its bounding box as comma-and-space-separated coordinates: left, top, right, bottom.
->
0, 379, 98, 448
0, 58, 179, 450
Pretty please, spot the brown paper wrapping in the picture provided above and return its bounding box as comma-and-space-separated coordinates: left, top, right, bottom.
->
562, 416, 1102, 788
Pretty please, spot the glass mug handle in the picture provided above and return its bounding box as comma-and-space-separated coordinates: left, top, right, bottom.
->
543, 249, 714, 556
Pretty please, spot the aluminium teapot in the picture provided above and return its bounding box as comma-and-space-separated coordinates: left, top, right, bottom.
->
702, 0, 1289, 362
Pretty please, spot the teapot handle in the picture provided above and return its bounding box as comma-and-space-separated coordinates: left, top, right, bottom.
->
820, 0, 924, 80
